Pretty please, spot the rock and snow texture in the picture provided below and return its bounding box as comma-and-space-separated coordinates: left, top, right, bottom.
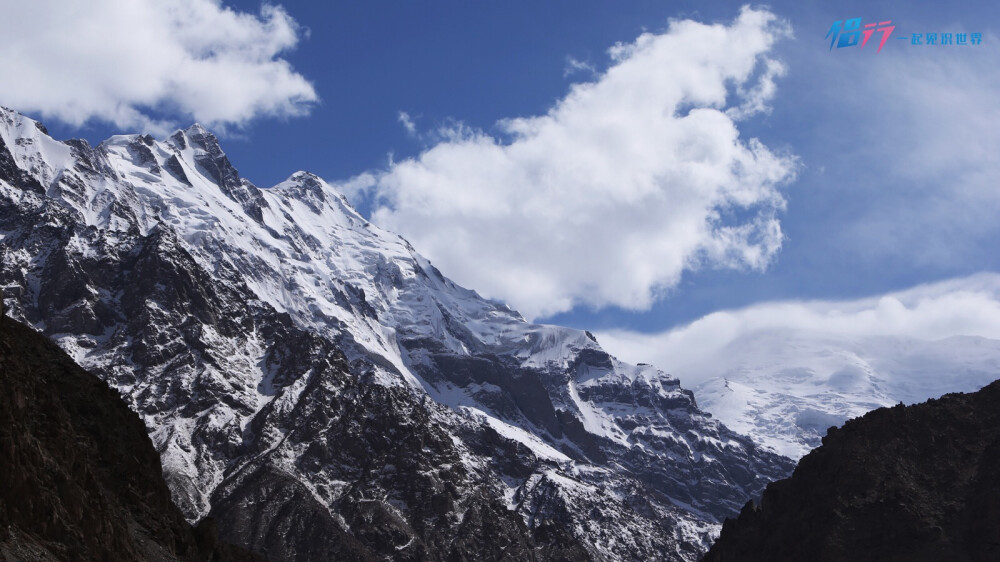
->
0, 107, 792, 561
691, 330, 1000, 459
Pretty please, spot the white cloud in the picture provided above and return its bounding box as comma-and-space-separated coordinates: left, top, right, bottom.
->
365, 7, 797, 320
596, 273, 1000, 388
398, 111, 418, 136
563, 56, 596, 77
0, 0, 317, 132
726, 57, 786, 120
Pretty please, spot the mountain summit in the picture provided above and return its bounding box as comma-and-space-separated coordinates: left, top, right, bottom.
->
0, 108, 792, 560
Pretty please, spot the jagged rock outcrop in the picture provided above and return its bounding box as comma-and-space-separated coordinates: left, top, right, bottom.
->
0, 313, 260, 561
704, 379, 1000, 562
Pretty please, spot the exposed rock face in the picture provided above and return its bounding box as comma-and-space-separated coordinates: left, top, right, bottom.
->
0, 107, 793, 560
0, 314, 259, 561
704, 379, 1000, 562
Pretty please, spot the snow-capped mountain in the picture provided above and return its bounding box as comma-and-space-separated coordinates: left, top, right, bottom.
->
692, 329, 1000, 459
0, 107, 792, 561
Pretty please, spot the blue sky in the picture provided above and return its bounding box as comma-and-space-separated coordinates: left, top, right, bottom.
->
7, 0, 999, 337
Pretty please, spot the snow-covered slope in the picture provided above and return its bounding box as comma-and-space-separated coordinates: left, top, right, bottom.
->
692, 329, 1000, 459
0, 107, 792, 560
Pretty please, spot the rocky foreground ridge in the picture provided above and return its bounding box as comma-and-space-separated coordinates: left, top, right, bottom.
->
704, 378, 1000, 561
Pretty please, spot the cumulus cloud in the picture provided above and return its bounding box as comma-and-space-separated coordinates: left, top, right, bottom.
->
0, 0, 317, 131
596, 273, 1000, 388
365, 7, 797, 319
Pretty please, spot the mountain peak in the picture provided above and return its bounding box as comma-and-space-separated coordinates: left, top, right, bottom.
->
0, 107, 50, 139
288, 170, 320, 181
169, 122, 222, 154
0, 105, 26, 124
186, 122, 210, 135
271, 170, 364, 217
283, 170, 331, 196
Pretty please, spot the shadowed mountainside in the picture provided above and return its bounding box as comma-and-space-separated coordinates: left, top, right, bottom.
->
0, 311, 261, 561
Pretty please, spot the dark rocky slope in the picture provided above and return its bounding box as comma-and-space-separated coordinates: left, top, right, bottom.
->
704, 379, 1000, 562
0, 311, 260, 561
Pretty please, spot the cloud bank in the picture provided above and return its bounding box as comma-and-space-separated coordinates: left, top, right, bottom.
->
0, 0, 316, 131
596, 273, 1000, 388
363, 7, 797, 320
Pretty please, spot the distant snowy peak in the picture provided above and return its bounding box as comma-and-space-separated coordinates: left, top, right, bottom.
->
692, 329, 1000, 459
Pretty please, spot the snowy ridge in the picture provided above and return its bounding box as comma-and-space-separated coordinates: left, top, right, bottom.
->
0, 107, 792, 560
